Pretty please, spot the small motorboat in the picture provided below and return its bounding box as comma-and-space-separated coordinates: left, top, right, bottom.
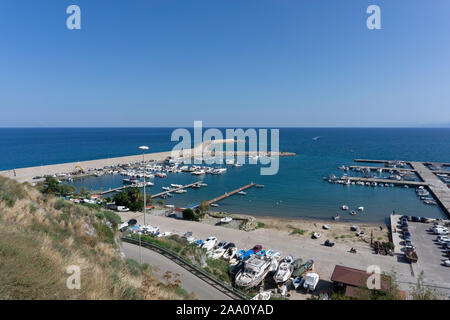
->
268, 257, 279, 273
273, 256, 294, 284
350, 210, 356, 216
322, 225, 330, 230
220, 216, 233, 224
292, 259, 314, 277
237, 191, 247, 195
357, 206, 364, 211
293, 276, 304, 289
251, 291, 271, 300
223, 246, 237, 260
303, 272, 320, 291
332, 214, 340, 221
341, 205, 349, 210
312, 232, 321, 239
210, 203, 219, 207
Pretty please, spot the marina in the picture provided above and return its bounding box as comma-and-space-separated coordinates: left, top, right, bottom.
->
329, 159, 450, 218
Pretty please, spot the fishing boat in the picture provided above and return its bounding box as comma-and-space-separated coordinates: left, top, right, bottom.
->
234, 256, 272, 289
273, 255, 294, 284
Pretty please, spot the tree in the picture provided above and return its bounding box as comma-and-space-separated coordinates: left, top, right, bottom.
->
40, 176, 75, 196
198, 200, 210, 213
182, 208, 196, 221
112, 187, 147, 212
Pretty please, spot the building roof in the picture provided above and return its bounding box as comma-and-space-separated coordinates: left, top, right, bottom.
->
331, 265, 391, 292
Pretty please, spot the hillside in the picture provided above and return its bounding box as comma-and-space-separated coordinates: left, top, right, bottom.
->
0, 176, 189, 300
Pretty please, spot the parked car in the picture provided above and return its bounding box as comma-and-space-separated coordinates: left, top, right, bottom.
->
403, 231, 411, 238
436, 236, 450, 244
404, 235, 412, 242
411, 216, 421, 222
443, 260, 450, 267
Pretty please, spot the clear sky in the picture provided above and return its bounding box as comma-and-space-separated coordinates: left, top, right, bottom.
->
1, 0, 449, 127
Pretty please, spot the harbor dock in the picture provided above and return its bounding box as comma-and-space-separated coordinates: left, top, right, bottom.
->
151, 181, 203, 199
207, 183, 256, 205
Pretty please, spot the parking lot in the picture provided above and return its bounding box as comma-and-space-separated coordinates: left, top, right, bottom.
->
407, 221, 450, 294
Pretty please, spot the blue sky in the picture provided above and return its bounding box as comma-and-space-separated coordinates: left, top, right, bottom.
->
0, 0, 449, 127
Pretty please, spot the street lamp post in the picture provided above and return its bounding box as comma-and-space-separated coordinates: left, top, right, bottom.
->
139, 146, 149, 226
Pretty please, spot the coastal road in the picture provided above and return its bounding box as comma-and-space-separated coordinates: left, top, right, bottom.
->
120, 241, 231, 300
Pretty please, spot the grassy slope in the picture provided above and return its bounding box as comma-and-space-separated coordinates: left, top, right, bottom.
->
0, 176, 190, 300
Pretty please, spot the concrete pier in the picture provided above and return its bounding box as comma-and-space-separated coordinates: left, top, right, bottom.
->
354, 159, 450, 218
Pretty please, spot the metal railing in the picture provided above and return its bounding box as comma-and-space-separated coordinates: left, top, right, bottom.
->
122, 237, 250, 300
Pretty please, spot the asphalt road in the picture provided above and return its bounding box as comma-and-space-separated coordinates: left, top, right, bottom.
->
120, 242, 231, 300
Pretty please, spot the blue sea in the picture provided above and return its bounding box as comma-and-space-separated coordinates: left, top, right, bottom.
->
1, 128, 449, 222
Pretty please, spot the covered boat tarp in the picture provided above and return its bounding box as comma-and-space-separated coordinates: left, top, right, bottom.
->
293, 258, 303, 269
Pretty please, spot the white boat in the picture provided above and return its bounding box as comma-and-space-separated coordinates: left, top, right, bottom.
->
357, 206, 364, 211
350, 210, 356, 216
210, 203, 219, 207
174, 189, 187, 194
223, 247, 237, 260
192, 170, 205, 175
220, 216, 233, 224
207, 248, 226, 259
251, 291, 271, 300
273, 256, 294, 284
213, 168, 227, 174
268, 257, 279, 273
322, 225, 330, 230
235, 256, 272, 288
233, 163, 243, 167
265, 250, 281, 261
162, 186, 171, 191
165, 204, 175, 208
312, 232, 321, 239
201, 236, 217, 251
303, 272, 320, 291
237, 191, 247, 195
171, 184, 183, 188
341, 205, 349, 210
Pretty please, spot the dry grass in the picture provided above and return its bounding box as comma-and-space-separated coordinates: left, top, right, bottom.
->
0, 176, 189, 300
